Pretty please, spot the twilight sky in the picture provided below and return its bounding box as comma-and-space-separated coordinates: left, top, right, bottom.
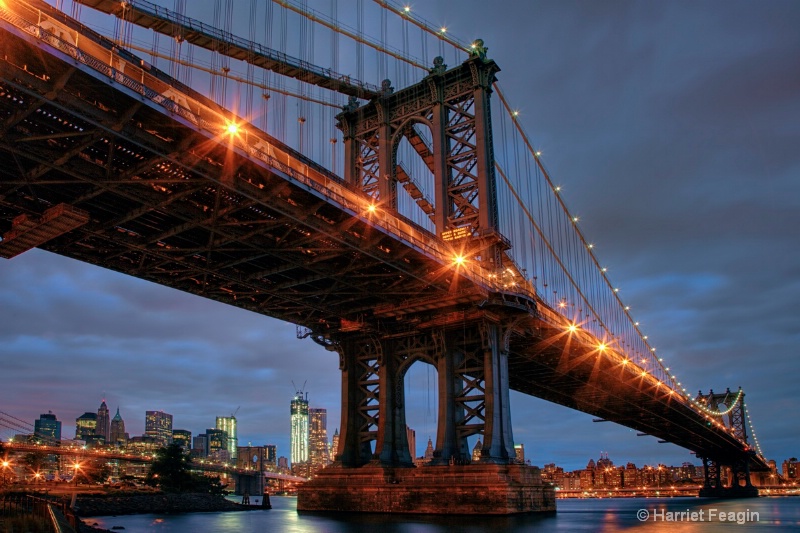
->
1, 0, 799, 471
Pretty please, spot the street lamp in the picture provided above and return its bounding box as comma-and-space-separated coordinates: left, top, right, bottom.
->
73, 463, 81, 486
1, 460, 10, 485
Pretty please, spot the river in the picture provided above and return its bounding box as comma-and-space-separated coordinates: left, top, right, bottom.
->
86, 495, 800, 532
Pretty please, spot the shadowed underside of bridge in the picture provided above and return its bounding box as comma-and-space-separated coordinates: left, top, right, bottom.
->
0, 3, 765, 512
0, 22, 451, 331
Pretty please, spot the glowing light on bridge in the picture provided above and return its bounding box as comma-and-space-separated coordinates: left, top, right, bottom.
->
567, 324, 578, 332
367, 204, 377, 214
453, 255, 466, 266
598, 343, 606, 351
226, 122, 239, 134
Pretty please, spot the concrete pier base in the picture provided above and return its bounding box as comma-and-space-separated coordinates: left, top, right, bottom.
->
297, 464, 556, 514
698, 485, 760, 498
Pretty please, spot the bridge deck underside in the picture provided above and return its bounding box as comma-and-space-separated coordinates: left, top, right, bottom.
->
0, 28, 459, 331
508, 317, 763, 467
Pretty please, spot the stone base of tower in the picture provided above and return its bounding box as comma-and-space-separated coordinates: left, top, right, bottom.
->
297, 464, 556, 515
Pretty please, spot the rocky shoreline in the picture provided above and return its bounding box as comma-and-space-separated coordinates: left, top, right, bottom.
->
74, 492, 262, 517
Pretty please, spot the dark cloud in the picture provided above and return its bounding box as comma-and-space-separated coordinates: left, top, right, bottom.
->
1, 0, 799, 472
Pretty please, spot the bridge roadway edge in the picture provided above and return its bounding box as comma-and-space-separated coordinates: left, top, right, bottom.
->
297, 464, 556, 514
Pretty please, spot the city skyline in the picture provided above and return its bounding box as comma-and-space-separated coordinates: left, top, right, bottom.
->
1, 0, 798, 472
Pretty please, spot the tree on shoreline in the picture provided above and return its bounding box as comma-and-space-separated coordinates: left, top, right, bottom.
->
146, 443, 224, 494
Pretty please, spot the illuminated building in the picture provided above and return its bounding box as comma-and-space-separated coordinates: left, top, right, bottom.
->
206, 428, 229, 461
126, 435, 160, 454
96, 400, 110, 443
145, 411, 173, 447
265, 444, 277, 469
515, 443, 525, 464
623, 462, 640, 488
109, 408, 127, 447
330, 429, 339, 461
471, 439, 482, 462
172, 429, 192, 450
423, 438, 434, 462
290, 392, 309, 466
406, 426, 416, 460
308, 408, 329, 474
75, 412, 97, 441
215, 416, 238, 460
34, 412, 61, 444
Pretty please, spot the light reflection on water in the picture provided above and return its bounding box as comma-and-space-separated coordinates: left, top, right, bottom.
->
86, 496, 800, 532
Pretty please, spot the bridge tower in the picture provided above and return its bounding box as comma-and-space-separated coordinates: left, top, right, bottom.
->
695, 388, 758, 498
298, 50, 554, 514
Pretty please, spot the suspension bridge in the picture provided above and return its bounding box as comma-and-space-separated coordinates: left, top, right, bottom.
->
0, 0, 767, 513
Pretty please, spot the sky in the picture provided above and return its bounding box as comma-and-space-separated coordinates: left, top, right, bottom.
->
1, 0, 799, 472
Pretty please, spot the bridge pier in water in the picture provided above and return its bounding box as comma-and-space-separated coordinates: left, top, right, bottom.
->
698, 456, 759, 499
298, 315, 555, 514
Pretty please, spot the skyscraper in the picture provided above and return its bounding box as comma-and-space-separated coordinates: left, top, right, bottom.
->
215, 416, 238, 460
308, 408, 329, 474
96, 400, 110, 442
330, 429, 339, 461
145, 411, 173, 447
109, 407, 127, 446
290, 391, 309, 465
34, 412, 61, 444
75, 412, 97, 441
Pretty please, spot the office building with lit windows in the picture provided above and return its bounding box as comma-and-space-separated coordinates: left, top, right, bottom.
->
308, 408, 329, 474
215, 416, 238, 460
206, 428, 229, 461
172, 429, 192, 450
34, 412, 61, 444
145, 411, 173, 447
75, 412, 97, 441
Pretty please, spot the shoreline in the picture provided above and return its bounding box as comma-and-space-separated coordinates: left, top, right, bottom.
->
74, 492, 264, 517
